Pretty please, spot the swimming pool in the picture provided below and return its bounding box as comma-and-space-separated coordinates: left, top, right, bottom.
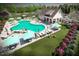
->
3, 30, 35, 47
10, 20, 45, 32
3, 20, 45, 47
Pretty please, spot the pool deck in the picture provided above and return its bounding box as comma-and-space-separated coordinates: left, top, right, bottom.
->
8, 28, 61, 54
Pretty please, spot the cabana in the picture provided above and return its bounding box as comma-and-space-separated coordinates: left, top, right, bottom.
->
51, 22, 61, 30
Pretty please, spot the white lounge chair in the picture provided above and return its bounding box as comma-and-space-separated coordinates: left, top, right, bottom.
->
35, 33, 40, 37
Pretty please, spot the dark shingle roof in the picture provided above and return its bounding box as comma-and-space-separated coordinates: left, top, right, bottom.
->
44, 8, 59, 18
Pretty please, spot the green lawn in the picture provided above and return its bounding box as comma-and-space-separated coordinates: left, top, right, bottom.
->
12, 26, 69, 56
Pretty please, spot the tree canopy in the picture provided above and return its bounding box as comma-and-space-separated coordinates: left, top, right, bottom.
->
60, 4, 79, 14
0, 4, 43, 13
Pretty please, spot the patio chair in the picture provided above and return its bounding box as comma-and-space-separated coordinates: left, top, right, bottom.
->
8, 44, 17, 50
0, 46, 4, 53
39, 33, 43, 37
25, 39, 32, 43
36, 33, 40, 38
20, 38, 25, 45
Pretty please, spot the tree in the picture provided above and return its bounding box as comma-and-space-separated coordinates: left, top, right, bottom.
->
60, 4, 72, 14
7, 5, 17, 13
17, 7, 26, 13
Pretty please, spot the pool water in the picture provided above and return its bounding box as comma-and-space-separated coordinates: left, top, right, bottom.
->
10, 20, 45, 32
3, 20, 45, 47
3, 34, 20, 46
3, 30, 35, 46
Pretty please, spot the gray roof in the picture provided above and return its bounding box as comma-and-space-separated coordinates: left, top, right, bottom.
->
44, 8, 59, 18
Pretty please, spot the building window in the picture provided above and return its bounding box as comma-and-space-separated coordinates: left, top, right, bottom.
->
57, 18, 59, 21
57, 18, 59, 22
44, 17, 45, 20
53, 21, 55, 23
47, 18, 49, 22
53, 19, 55, 21
53, 19, 56, 23
60, 18, 62, 22
50, 19, 52, 23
